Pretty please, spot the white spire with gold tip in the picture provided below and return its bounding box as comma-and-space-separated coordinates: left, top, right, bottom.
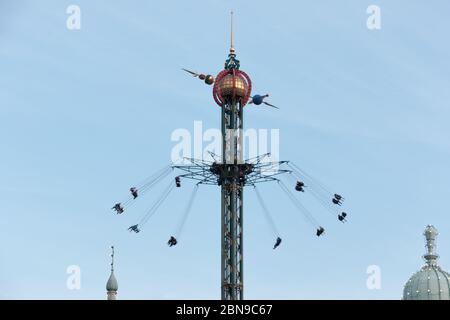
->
106, 246, 118, 300
230, 11, 235, 55
225, 11, 240, 70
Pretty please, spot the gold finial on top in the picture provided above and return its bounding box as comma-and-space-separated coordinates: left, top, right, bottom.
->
230, 11, 235, 55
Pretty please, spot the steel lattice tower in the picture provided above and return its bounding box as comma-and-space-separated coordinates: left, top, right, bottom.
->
220, 53, 245, 300
173, 12, 290, 300
216, 14, 250, 299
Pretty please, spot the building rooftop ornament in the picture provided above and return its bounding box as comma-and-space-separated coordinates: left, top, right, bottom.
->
423, 225, 439, 266
403, 225, 450, 300
106, 246, 118, 300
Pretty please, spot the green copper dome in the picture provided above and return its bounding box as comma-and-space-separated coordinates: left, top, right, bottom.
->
403, 225, 450, 300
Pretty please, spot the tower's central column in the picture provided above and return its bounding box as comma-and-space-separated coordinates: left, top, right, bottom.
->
221, 95, 244, 300
212, 19, 251, 297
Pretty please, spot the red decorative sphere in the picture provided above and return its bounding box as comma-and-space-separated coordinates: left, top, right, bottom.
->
213, 70, 252, 107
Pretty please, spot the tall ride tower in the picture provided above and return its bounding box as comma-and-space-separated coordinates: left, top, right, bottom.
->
214, 13, 251, 300
175, 12, 286, 300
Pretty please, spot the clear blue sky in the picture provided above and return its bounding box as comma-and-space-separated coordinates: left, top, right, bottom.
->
1, 0, 450, 299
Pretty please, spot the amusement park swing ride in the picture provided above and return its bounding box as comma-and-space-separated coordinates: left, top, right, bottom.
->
110, 12, 349, 300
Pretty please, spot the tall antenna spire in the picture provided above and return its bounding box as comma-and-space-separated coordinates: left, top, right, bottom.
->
225, 11, 240, 69
230, 11, 235, 55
